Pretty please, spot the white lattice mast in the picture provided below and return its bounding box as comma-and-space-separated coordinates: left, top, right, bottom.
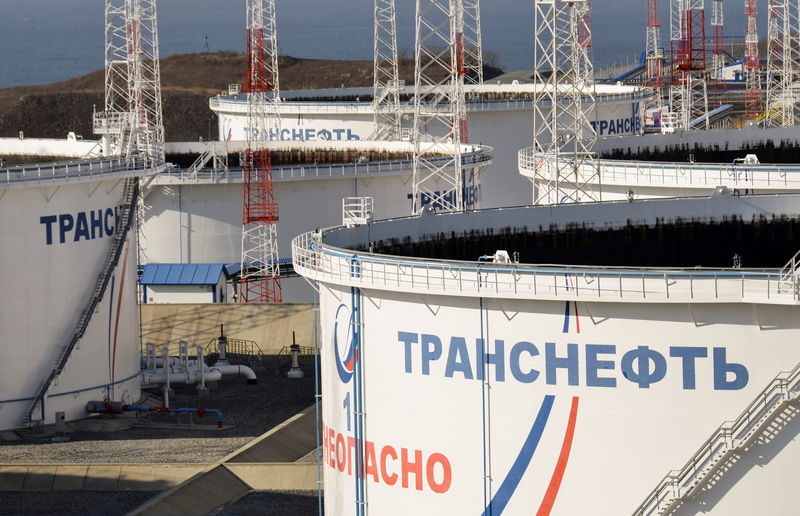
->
239, 0, 282, 303
531, 0, 599, 205
744, 0, 762, 120
645, 0, 665, 106
669, 0, 708, 131
765, 0, 799, 126
710, 0, 725, 106
462, 0, 484, 84
372, 0, 402, 140
245, 0, 281, 142
411, 0, 468, 214
96, 0, 164, 165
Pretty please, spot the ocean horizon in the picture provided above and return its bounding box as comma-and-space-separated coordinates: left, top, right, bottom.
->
0, 0, 755, 90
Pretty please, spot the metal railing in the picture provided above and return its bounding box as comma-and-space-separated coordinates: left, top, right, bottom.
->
210, 89, 651, 115
518, 149, 800, 191
1, 157, 125, 187
634, 360, 800, 516
291, 231, 800, 305
205, 337, 264, 361
152, 147, 493, 185
343, 197, 374, 227
92, 111, 131, 134
0, 153, 165, 189
778, 249, 800, 295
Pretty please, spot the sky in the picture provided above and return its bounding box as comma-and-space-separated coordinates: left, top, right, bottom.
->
0, 0, 757, 88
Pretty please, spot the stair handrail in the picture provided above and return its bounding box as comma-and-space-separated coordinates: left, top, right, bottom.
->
778, 249, 800, 298
186, 148, 216, 179
634, 360, 800, 516
22, 177, 139, 427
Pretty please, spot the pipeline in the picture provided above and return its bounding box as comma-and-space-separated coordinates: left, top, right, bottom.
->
86, 401, 223, 428
211, 364, 258, 384
142, 367, 223, 385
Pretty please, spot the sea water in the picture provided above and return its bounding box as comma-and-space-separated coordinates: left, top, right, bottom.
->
0, 0, 753, 89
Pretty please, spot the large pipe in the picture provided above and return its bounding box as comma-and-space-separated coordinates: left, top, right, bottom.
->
142, 367, 223, 385
211, 364, 258, 384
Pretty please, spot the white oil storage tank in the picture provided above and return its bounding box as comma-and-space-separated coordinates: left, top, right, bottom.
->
0, 158, 160, 430
293, 193, 800, 515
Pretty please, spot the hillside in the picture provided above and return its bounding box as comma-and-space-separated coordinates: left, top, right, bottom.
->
0, 51, 501, 142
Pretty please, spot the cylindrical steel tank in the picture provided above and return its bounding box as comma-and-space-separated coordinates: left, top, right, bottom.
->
0, 169, 141, 430
294, 194, 800, 515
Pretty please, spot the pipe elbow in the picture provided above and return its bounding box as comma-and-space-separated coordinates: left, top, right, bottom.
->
212, 364, 258, 384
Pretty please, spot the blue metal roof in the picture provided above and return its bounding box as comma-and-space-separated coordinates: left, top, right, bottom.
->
140, 263, 227, 286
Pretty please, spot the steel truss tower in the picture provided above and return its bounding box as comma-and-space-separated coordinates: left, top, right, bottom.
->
669, 0, 709, 131
462, 0, 484, 84
765, 0, 799, 126
411, 0, 469, 214
645, 0, 665, 105
240, 0, 282, 303
710, 0, 725, 106
744, 0, 762, 120
532, 0, 599, 205
372, 0, 402, 140
95, 0, 164, 166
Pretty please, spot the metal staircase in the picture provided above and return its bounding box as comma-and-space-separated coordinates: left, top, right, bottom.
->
22, 177, 140, 427
634, 360, 800, 516
186, 145, 228, 179
777, 249, 800, 299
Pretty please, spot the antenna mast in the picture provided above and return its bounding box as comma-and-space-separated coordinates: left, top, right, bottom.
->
743, 0, 763, 120
669, 0, 708, 131
411, 0, 470, 214
462, 0, 484, 84
765, 0, 799, 126
372, 0, 402, 140
95, 0, 164, 166
710, 0, 725, 107
531, 0, 599, 204
645, 0, 665, 104
239, 0, 282, 303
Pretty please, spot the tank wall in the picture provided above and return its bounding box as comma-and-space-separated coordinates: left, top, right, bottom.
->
215, 98, 641, 210
0, 180, 140, 429
142, 169, 475, 265
319, 283, 800, 514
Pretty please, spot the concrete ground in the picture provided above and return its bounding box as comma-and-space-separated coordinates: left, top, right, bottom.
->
0, 302, 323, 515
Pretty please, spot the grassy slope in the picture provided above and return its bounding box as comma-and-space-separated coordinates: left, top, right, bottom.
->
0, 52, 424, 141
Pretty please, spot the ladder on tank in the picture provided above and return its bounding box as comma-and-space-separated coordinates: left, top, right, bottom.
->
633, 360, 800, 516
21, 177, 139, 428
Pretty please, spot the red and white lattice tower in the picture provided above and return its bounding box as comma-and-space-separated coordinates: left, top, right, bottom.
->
95, 0, 164, 166
744, 0, 762, 120
669, 0, 708, 131
412, 0, 469, 214
765, 0, 799, 126
462, 0, 484, 84
710, 0, 725, 106
239, 0, 282, 303
372, 0, 402, 140
531, 0, 599, 205
645, 0, 665, 106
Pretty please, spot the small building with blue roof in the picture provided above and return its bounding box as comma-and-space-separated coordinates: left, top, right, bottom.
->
139, 263, 229, 304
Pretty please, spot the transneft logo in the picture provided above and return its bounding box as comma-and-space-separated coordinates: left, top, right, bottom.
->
333, 303, 357, 384
397, 332, 749, 391
40, 208, 119, 245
